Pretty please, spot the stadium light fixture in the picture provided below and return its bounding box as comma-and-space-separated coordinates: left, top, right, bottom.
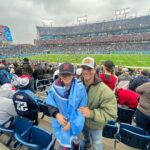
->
125, 8, 130, 13
41, 19, 54, 27
115, 8, 130, 19
77, 16, 87, 25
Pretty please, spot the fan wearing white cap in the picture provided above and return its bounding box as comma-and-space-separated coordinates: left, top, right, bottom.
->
79, 57, 117, 150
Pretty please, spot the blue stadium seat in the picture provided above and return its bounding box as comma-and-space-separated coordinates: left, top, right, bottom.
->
117, 123, 150, 150
14, 126, 56, 150
0, 116, 33, 146
117, 107, 135, 124
102, 121, 119, 148
102, 121, 118, 139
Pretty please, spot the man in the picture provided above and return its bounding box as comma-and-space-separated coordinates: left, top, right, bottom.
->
118, 68, 132, 83
21, 57, 35, 92
79, 57, 117, 150
0, 96, 17, 126
129, 70, 150, 91
135, 82, 150, 133
116, 88, 139, 109
46, 63, 87, 150
13, 76, 39, 125
99, 60, 118, 91
0, 64, 11, 85
21, 57, 33, 76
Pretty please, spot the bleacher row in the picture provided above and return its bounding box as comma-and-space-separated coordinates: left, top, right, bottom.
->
0, 98, 150, 150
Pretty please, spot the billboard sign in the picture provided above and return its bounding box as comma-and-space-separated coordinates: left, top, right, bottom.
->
0, 25, 13, 43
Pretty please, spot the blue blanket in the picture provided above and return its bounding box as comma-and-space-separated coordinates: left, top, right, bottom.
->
46, 78, 87, 147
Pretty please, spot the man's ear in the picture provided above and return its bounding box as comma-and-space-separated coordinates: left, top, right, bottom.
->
93, 69, 96, 74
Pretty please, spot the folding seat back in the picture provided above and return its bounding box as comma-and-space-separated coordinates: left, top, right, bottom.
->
117, 107, 135, 123
0, 116, 33, 146
103, 121, 118, 139
14, 116, 33, 134
119, 123, 150, 150
15, 126, 56, 150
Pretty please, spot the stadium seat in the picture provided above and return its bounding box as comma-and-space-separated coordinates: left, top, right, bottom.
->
117, 123, 150, 150
0, 116, 33, 146
103, 121, 118, 138
102, 121, 119, 148
117, 107, 135, 124
14, 126, 56, 150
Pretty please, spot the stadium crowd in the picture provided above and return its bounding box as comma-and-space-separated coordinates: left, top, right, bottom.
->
37, 15, 150, 35
0, 14, 150, 150
0, 15, 150, 58
0, 57, 150, 150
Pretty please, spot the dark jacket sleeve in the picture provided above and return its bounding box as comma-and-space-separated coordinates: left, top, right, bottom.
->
47, 104, 59, 118
129, 78, 137, 91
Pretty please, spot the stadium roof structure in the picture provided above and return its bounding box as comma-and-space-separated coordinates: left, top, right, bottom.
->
36, 15, 150, 36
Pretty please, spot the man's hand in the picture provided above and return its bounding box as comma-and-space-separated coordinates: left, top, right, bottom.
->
63, 122, 71, 131
56, 113, 67, 126
79, 107, 91, 118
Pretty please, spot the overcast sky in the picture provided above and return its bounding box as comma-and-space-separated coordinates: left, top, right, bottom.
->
0, 0, 150, 44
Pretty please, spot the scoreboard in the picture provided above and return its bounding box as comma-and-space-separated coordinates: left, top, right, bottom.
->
0, 25, 13, 45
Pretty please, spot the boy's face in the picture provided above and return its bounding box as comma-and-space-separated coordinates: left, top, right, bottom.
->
60, 74, 73, 86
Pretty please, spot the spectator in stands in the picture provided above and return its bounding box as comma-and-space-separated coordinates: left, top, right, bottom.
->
33, 63, 46, 91
99, 60, 118, 91
0, 83, 15, 99
1, 59, 7, 66
129, 70, 150, 91
0, 96, 17, 127
21, 58, 33, 76
115, 64, 123, 76
21, 57, 35, 92
13, 62, 22, 77
135, 82, 150, 133
48, 64, 55, 76
134, 68, 141, 77
8, 64, 15, 74
99, 61, 105, 74
95, 66, 101, 76
43, 63, 48, 73
33, 63, 45, 80
118, 68, 132, 83
116, 88, 139, 109
0, 64, 11, 85
46, 63, 87, 149
12, 76, 39, 125
79, 57, 117, 150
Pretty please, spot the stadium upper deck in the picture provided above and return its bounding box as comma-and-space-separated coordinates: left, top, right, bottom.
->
35, 15, 150, 52
36, 15, 150, 37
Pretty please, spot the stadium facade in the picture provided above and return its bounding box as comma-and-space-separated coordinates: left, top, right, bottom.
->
35, 15, 150, 54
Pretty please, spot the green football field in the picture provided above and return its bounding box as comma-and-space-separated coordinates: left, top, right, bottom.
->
28, 54, 150, 68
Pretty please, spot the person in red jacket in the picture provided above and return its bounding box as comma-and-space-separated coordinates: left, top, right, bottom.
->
99, 60, 118, 91
116, 88, 140, 109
